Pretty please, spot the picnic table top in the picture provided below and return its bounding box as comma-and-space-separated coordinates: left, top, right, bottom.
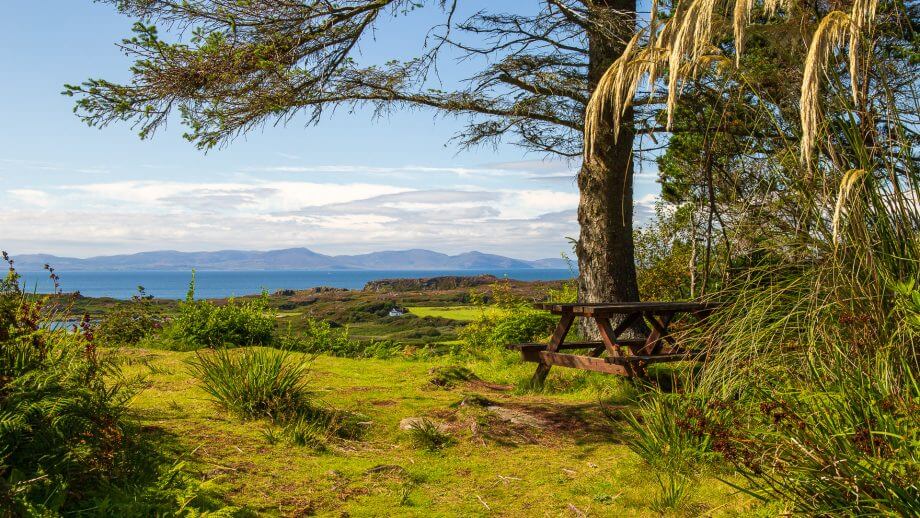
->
533, 301, 720, 315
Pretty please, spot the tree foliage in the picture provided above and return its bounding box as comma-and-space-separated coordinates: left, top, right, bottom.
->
66, 1, 640, 157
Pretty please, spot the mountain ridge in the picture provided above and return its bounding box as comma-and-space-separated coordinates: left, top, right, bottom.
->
8, 248, 569, 272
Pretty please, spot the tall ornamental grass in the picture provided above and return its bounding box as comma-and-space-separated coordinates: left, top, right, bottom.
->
598, 0, 919, 512
680, 84, 916, 517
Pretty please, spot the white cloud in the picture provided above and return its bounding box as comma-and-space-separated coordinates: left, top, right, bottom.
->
2, 165, 659, 258
500, 190, 580, 219
635, 193, 660, 223
485, 159, 577, 174
0, 207, 578, 258
255, 164, 521, 177
637, 193, 659, 205
61, 180, 409, 213
2, 180, 582, 258
8, 189, 52, 208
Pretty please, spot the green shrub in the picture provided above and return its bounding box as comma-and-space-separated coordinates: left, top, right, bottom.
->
459, 280, 559, 354
281, 318, 405, 358
281, 407, 366, 448
634, 206, 696, 300
345, 300, 400, 322
545, 253, 578, 303
650, 473, 696, 515
282, 317, 352, 354
162, 273, 276, 349
95, 286, 164, 346
0, 264, 132, 513
459, 308, 556, 352
623, 393, 738, 515
732, 353, 920, 516
666, 151, 920, 514
545, 279, 578, 303
360, 339, 407, 359
624, 393, 726, 477
281, 415, 329, 450
0, 256, 238, 515
490, 310, 557, 344
687, 264, 920, 515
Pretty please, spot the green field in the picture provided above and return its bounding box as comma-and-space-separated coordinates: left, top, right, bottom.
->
406, 306, 482, 321
119, 347, 756, 516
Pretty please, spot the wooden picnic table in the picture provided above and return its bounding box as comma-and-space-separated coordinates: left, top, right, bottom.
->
508, 301, 719, 383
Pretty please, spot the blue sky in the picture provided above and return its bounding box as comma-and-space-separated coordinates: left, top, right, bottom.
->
1, 2, 659, 260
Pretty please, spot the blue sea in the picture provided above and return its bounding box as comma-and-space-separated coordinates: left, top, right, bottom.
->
16, 269, 573, 300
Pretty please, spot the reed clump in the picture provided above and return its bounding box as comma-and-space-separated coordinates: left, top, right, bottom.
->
187, 346, 365, 449
602, 0, 918, 512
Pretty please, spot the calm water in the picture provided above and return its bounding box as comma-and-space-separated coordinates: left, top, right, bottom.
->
16, 269, 573, 300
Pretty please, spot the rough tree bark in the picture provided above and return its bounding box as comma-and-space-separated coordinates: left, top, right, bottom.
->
577, 0, 641, 339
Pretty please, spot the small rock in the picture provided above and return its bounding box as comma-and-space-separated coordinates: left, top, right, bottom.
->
485, 406, 547, 428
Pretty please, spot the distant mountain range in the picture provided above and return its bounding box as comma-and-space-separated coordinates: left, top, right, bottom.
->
11, 248, 569, 272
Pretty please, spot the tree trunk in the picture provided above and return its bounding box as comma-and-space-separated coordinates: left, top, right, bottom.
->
577, 0, 640, 340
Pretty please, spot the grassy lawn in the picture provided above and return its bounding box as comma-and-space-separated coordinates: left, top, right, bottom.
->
120, 347, 757, 516
406, 306, 482, 321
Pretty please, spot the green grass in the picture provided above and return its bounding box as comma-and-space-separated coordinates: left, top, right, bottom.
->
406, 306, 481, 321
406, 418, 455, 451
118, 346, 758, 516
187, 347, 312, 421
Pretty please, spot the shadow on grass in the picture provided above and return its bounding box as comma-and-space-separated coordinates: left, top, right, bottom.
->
644, 362, 704, 393
71, 422, 247, 516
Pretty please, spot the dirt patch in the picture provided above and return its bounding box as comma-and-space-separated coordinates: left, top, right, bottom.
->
486, 405, 547, 428
464, 379, 513, 391
446, 396, 619, 446
505, 401, 619, 442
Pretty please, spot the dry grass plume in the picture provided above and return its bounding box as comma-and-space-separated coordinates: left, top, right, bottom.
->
584, 0, 879, 169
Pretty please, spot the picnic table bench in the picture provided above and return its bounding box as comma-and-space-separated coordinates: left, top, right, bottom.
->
507, 302, 718, 383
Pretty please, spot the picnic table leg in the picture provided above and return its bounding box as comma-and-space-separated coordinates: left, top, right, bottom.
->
642, 311, 675, 355
589, 312, 641, 356
531, 311, 575, 387
597, 317, 645, 377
